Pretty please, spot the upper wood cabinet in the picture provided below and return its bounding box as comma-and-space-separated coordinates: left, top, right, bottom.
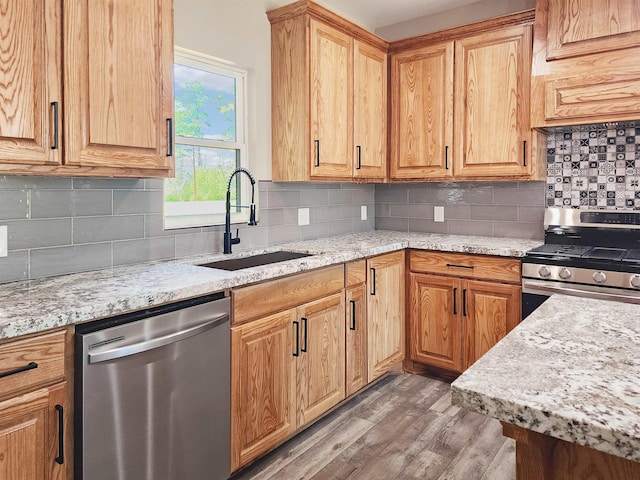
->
531, 0, 640, 127
268, 1, 388, 182
454, 24, 533, 178
309, 20, 353, 179
64, 0, 174, 176
390, 12, 544, 181
0, 0, 62, 169
353, 41, 387, 180
0, 0, 174, 177
390, 42, 454, 180
545, 0, 640, 61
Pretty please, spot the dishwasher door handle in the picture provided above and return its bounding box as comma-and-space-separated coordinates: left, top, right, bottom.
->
88, 312, 229, 364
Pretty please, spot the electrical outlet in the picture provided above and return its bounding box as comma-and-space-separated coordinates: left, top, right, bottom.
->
298, 208, 310, 226
434, 206, 445, 223
361, 205, 367, 221
0, 226, 7, 257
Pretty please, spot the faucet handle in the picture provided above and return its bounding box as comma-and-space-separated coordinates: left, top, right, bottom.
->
248, 204, 258, 226
231, 229, 240, 246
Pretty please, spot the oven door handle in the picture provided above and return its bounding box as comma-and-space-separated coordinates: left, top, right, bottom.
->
523, 279, 640, 304
87, 312, 229, 364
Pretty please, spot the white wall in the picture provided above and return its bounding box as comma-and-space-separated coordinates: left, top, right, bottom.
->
375, 0, 536, 41
174, 0, 274, 181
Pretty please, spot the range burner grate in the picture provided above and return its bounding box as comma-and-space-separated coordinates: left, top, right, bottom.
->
585, 247, 626, 261
528, 244, 591, 258
623, 250, 640, 263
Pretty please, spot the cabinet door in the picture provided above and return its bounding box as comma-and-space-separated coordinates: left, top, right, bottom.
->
345, 285, 367, 397
390, 42, 454, 180
367, 251, 405, 382
353, 41, 386, 180
296, 293, 345, 426
0, 0, 62, 168
310, 19, 353, 180
231, 310, 297, 471
409, 273, 463, 372
546, 0, 640, 60
463, 279, 521, 369
63, 0, 173, 176
454, 24, 532, 178
0, 383, 66, 480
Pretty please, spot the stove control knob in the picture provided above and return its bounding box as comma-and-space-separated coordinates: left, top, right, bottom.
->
593, 271, 607, 284
559, 268, 572, 279
630, 275, 640, 288
538, 265, 551, 278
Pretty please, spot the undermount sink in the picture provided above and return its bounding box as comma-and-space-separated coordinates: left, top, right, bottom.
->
198, 251, 314, 271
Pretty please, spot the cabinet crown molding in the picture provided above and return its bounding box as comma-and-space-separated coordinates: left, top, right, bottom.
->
267, 0, 389, 51
388, 9, 535, 53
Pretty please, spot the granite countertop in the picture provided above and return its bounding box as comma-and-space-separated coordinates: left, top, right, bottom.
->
451, 294, 640, 462
0, 231, 541, 341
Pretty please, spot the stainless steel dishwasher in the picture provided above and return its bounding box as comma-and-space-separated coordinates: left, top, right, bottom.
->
75, 293, 230, 480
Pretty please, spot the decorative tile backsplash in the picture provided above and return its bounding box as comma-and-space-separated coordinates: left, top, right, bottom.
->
546, 126, 640, 209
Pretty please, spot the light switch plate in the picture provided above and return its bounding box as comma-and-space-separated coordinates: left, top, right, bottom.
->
0, 226, 7, 257
434, 206, 445, 222
361, 205, 367, 221
298, 208, 310, 226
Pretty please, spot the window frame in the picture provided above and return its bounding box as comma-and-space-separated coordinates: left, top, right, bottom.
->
164, 47, 251, 230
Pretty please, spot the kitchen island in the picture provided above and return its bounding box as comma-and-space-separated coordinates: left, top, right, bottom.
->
451, 294, 640, 479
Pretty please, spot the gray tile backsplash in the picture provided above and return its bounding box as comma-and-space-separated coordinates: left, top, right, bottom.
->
375, 181, 545, 239
0, 178, 374, 284
0, 172, 546, 285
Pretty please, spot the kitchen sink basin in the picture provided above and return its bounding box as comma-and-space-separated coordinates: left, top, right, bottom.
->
198, 251, 314, 271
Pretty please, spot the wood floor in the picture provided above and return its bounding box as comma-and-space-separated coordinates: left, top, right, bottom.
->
231, 373, 515, 480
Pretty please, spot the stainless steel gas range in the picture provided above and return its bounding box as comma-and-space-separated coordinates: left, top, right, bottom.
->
522, 207, 640, 317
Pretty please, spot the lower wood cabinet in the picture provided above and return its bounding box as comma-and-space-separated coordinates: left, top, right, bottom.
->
0, 383, 67, 480
231, 254, 408, 471
296, 293, 346, 426
230, 309, 297, 472
0, 329, 69, 480
345, 259, 368, 397
463, 279, 520, 369
345, 284, 367, 396
410, 274, 462, 371
409, 250, 521, 373
367, 251, 405, 381
231, 278, 346, 471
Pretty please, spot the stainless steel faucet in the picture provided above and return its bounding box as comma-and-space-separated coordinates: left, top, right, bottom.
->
224, 168, 258, 254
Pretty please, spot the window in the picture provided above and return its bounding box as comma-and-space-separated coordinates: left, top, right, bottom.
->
164, 47, 249, 229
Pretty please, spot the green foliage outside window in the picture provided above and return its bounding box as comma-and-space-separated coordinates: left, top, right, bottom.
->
166, 73, 238, 203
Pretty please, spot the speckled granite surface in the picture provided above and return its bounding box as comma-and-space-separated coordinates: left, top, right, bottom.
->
451, 294, 640, 462
0, 231, 541, 341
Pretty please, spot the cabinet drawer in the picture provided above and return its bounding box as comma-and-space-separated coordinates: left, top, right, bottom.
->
0, 330, 66, 399
232, 265, 345, 325
409, 250, 520, 284
345, 260, 366, 287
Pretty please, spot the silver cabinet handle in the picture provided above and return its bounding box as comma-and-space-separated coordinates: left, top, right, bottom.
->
88, 312, 228, 364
